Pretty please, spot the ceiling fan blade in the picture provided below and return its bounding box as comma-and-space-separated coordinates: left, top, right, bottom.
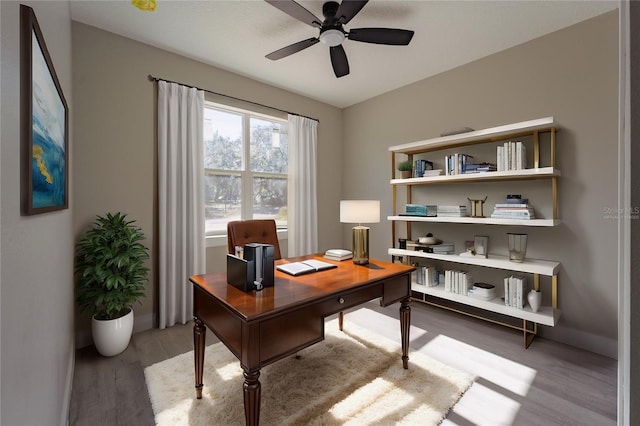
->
330, 45, 349, 78
266, 38, 320, 60
335, 0, 368, 24
265, 0, 322, 28
348, 28, 414, 45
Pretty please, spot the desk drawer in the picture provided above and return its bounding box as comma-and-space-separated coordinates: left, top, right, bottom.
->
260, 311, 323, 365
317, 283, 383, 316
382, 275, 411, 306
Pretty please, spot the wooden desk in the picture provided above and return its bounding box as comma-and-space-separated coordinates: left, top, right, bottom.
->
189, 255, 415, 426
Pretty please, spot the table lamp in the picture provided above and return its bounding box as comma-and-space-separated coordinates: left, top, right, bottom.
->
340, 200, 380, 265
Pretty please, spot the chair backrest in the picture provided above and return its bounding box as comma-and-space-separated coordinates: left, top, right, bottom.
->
227, 219, 282, 260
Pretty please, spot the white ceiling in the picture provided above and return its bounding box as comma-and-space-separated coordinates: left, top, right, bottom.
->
69, 0, 618, 108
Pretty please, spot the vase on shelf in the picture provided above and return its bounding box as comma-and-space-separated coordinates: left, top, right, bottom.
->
527, 289, 542, 312
507, 233, 528, 262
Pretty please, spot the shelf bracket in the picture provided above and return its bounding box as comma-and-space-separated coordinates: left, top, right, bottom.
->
550, 128, 556, 167
533, 130, 540, 168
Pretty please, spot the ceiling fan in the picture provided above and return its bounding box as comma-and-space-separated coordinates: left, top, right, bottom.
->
265, 0, 414, 78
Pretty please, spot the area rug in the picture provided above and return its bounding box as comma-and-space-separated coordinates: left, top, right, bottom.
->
144, 319, 473, 425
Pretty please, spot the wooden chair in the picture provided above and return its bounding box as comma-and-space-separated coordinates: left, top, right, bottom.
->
227, 219, 345, 331
227, 219, 282, 260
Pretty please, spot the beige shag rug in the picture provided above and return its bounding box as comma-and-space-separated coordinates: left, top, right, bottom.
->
144, 319, 473, 425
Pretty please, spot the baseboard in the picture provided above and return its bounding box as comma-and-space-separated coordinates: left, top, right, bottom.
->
133, 312, 154, 334
62, 338, 75, 426
541, 325, 617, 359
75, 329, 92, 350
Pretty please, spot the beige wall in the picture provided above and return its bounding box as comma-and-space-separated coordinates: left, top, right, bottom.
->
71, 22, 343, 342
72, 11, 618, 357
343, 11, 619, 357
1, 1, 75, 425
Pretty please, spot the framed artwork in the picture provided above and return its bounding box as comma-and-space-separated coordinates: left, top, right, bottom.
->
21, 5, 68, 215
474, 235, 489, 258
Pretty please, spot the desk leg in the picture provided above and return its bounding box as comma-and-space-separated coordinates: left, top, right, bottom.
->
400, 298, 411, 369
194, 318, 206, 399
243, 369, 261, 426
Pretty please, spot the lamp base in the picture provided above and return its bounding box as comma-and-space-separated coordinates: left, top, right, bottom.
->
352, 226, 370, 265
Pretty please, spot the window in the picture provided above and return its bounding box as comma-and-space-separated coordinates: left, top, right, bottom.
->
203, 102, 288, 237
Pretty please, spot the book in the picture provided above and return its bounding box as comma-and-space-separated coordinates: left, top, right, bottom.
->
437, 205, 469, 217
503, 275, 527, 308
494, 203, 531, 208
324, 254, 352, 261
422, 169, 443, 177
276, 259, 337, 276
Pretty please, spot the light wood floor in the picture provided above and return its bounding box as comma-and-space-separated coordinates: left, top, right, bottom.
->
69, 301, 617, 425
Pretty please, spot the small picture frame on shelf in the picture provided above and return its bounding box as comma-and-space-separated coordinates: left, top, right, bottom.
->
474, 235, 489, 258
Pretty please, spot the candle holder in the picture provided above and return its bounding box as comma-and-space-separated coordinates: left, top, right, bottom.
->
468, 196, 488, 218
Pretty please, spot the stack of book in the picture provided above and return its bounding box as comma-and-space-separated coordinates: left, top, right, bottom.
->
491, 203, 536, 220
432, 242, 455, 254
437, 205, 469, 217
323, 249, 352, 261
474, 162, 498, 173
467, 282, 497, 300
503, 275, 529, 309
497, 141, 527, 171
422, 169, 443, 177
403, 204, 437, 217
413, 159, 434, 178
444, 270, 473, 295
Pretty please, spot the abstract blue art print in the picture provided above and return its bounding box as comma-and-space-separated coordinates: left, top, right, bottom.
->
21, 5, 68, 215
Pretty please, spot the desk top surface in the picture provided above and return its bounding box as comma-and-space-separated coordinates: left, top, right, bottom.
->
190, 255, 414, 321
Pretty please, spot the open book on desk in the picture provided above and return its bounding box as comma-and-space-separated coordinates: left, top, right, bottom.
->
276, 259, 338, 276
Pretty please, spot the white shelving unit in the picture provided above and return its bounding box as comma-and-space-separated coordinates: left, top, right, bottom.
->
388, 117, 561, 347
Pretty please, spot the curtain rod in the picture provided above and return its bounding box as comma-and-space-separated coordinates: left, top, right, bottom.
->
148, 74, 319, 123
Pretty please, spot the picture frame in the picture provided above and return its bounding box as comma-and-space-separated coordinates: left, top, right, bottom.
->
474, 235, 489, 258
21, 5, 69, 215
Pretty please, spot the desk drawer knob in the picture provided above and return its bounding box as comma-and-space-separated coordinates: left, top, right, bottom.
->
338, 297, 345, 304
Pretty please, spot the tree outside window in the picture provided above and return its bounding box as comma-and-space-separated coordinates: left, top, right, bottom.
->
204, 104, 288, 236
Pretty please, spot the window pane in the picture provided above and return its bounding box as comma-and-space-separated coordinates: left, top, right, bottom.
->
250, 118, 288, 173
204, 174, 241, 235
253, 176, 287, 227
204, 108, 243, 170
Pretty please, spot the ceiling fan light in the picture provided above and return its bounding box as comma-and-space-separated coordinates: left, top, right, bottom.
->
320, 29, 345, 47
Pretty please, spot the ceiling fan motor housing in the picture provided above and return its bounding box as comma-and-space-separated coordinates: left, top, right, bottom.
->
320, 1, 345, 46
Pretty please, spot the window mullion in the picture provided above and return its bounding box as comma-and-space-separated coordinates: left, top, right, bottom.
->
242, 112, 253, 220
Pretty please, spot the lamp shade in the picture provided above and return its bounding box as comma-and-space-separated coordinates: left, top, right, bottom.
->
340, 200, 380, 224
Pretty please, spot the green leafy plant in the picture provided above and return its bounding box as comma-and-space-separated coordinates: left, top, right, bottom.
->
397, 160, 413, 172
75, 212, 149, 320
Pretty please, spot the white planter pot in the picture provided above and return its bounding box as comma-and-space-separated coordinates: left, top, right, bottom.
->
92, 308, 134, 357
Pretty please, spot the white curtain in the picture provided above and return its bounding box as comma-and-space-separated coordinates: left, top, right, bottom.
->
287, 114, 318, 256
157, 81, 205, 329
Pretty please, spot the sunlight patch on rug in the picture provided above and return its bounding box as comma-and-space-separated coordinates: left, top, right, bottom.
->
144, 319, 473, 425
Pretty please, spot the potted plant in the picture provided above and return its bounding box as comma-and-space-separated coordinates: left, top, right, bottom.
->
75, 212, 149, 356
397, 160, 413, 179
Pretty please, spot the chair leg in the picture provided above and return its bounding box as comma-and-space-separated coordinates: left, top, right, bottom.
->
339, 311, 344, 331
